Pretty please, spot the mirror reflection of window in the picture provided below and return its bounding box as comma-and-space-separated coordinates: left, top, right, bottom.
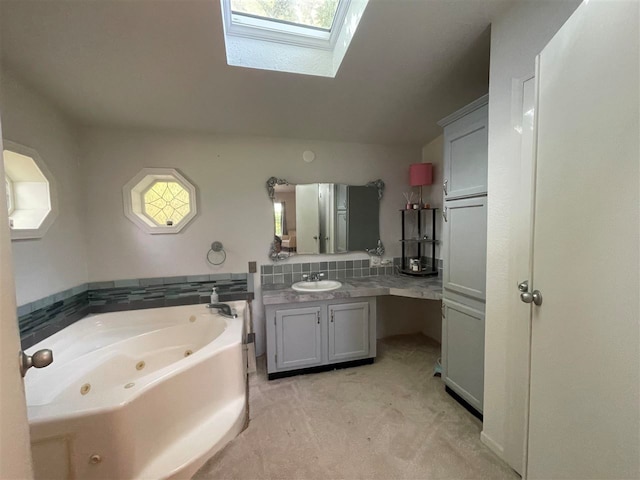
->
274, 202, 283, 237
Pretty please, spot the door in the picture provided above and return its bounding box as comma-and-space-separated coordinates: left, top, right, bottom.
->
527, 1, 639, 478
318, 183, 335, 253
443, 104, 488, 200
346, 186, 379, 251
275, 306, 322, 370
442, 196, 487, 301
504, 74, 537, 475
328, 302, 369, 362
336, 210, 347, 253
442, 299, 484, 412
0, 119, 34, 478
295, 184, 320, 254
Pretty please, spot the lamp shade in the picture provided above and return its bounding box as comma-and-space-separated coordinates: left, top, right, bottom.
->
409, 163, 433, 186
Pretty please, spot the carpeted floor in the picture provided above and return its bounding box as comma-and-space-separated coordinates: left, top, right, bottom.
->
193, 334, 518, 480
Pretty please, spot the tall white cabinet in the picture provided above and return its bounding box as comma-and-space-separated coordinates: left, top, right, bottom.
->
437, 95, 488, 414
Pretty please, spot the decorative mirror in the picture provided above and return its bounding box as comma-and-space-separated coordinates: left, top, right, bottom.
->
266, 177, 384, 261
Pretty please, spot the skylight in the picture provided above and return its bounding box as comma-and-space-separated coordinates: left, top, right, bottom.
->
230, 0, 340, 31
220, 0, 369, 77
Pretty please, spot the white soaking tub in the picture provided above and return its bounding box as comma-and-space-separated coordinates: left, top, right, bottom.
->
24, 301, 249, 480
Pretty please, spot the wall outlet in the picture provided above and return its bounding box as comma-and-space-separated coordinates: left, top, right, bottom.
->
369, 256, 381, 267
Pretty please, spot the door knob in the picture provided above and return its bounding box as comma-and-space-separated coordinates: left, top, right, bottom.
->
19, 349, 53, 377
520, 290, 543, 306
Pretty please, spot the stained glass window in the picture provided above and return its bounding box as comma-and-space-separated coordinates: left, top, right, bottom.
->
143, 181, 191, 226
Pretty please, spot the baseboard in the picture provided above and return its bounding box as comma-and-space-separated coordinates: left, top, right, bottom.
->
445, 385, 483, 421
480, 431, 505, 458
268, 358, 374, 380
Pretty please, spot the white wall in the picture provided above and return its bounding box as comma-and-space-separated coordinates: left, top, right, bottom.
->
421, 134, 444, 261
80, 127, 421, 355
376, 296, 441, 342
0, 71, 88, 306
483, 0, 580, 461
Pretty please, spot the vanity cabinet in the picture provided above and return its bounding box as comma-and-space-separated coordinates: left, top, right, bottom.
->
265, 297, 376, 379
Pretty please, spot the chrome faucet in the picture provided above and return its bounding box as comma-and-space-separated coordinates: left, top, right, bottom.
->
206, 303, 237, 318
303, 272, 325, 282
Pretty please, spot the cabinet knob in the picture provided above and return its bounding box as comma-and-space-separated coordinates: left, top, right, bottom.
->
443, 179, 448, 196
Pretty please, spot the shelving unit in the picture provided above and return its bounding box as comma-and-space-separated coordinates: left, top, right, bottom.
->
400, 208, 438, 277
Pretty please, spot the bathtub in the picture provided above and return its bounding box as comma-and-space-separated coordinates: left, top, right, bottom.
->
24, 301, 249, 480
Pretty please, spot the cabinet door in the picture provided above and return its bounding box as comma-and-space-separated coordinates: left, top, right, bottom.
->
442, 299, 484, 412
275, 306, 322, 370
443, 104, 488, 200
328, 302, 370, 362
442, 196, 487, 301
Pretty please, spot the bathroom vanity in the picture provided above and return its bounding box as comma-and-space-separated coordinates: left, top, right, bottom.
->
263, 276, 442, 379
264, 297, 376, 379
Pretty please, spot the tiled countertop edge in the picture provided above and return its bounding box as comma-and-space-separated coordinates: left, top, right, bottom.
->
262, 275, 443, 305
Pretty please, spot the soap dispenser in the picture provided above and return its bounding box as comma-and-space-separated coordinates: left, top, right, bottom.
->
210, 287, 218, 304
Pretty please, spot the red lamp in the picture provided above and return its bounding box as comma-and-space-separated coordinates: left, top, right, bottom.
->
409, 163, 433, 207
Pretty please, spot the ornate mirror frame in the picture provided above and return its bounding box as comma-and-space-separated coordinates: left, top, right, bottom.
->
266, 177, 385, 261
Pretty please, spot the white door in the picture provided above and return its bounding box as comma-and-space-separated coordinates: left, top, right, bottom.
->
527, 2, 639, 478
328, 302, 369, 362
504, 74, 537, 475
295, 184, 320, 254
0, 121, 34, 478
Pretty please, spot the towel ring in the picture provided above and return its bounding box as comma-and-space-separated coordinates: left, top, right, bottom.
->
206, 241, 226, 266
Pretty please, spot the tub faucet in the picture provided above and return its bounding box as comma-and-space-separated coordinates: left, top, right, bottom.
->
303, 272, 325, 282
206, 303, 237, 318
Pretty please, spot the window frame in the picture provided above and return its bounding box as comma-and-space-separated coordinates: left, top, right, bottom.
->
3, 141, 58, 241
123, 168, 198, 235
222, 0, 351, 50
5, 175, 14, 216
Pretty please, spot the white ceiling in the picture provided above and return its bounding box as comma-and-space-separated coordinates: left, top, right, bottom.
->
0, 0, 511, 146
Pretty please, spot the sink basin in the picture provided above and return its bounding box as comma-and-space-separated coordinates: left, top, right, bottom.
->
291, 280, 342, 292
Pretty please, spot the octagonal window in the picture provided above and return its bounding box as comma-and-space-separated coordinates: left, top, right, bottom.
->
123, 168, 197, 234
2, 141, 58, 240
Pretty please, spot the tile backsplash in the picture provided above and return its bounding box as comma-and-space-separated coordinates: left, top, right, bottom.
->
260, 257, 443, 285
261, 259, 397, 285
18, 273, 253, 350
